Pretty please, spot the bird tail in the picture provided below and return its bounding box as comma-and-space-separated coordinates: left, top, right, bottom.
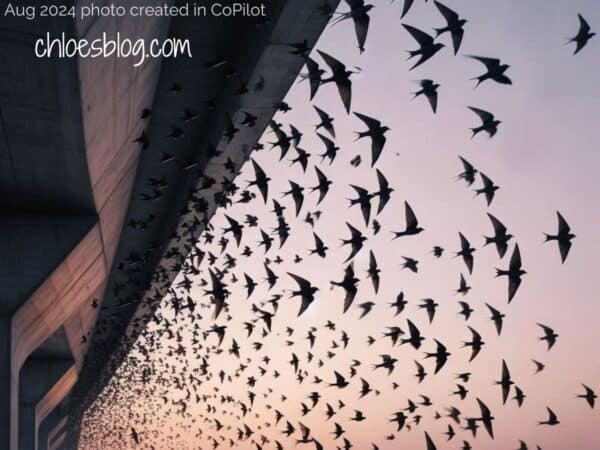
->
330, 12, 349, 25
483, 236, 494, 246
543, 233, 554, 242
433, 28, 444, 37
470, 77, 483, 89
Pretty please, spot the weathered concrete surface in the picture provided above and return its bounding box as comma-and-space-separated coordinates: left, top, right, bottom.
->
0, 0, 167, 447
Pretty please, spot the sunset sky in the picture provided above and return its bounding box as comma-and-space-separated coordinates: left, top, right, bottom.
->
80, 1, 600, 449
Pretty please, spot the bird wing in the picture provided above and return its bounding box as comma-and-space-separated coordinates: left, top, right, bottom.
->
376, 168, 389, 192
244, 273, 255, 297
502, 359, 511, 382
405, 201, 419, 229
509, 244, 522, 270
508, 274, 522, 303
314, 168, 330, 204
488, 213, 507, 235
354, 112, 382, 130
353, 12, 370, 52
468, 55, 501, 70
290, 183, 304, 216
287, 272, 311, 292
400, 0, 415, 18
469, 106, 494, 123
334, 371, 346, 384
446, 23, 463, 52
370, 134, 386, 166
351, 185, 372, 224
434, 1, 459, 24
477, 399, 494, 438
403, 24, 435, 46
317, 133, 336, 156
427, 88, 438, 113
578, 13, 591, 34
314, 105, 329, 124
305, 57, 322, 99
251, 159, 269, 202
556, 211, 571, 234
407, 319, 420, 339
344, 221, 360, 239
424, 431, 437, 450
375, 169, 391, 213
559, 239, 572, 263
317, 50, 347, 75
343, 284, 358, 313
332, 78, 352, 114
299, 422, 311, 440
537, 323, 554, 337
459, 156, 474, 171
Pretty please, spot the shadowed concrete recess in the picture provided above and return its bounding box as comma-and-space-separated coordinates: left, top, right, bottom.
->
0, 0, 337, 448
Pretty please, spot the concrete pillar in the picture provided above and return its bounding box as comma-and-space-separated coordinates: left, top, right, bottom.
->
46, 417, 67, 450
0, 316, 10, 449
19, 358, 72, 450
38, 406, 67, 450
49, 431, 65, 450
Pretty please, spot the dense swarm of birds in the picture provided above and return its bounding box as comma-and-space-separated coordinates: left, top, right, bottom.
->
78, 2, 596, 450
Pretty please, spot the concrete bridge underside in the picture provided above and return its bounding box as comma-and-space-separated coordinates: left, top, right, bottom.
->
0, 0, 338, 448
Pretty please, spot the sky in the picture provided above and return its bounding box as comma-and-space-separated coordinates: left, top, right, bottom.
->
79, 1, 600, 449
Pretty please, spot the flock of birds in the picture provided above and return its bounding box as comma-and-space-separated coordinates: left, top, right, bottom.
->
79, 1, 596, 450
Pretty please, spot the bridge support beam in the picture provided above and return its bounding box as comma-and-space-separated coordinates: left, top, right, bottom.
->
19, 358, 72, 450
39, 406, 67, 450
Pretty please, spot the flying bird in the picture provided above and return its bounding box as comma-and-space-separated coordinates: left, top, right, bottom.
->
287, 273, 319, 316
544, 211, 575, 263
538, 407, 559, 426
577, 384, 597, 409
403, 24, 445, 70
537, 323, 558, 350
474, 173, 499, 206
457, 156, 477, 186
318, 50, 355, 113
331, 263, 360, 313
469, 107, 501, 138
433, 1, 467, 54
569, 14, 595, 54
412, 79, 439, 113
484, 213, 513, 258
393, 201, 424, 238
468, 56, 512, 87
424, 339, 450, 374
354, 113, 390, 166
496, 244, 526, 302
496, 359, 514, 404
332, 0, 374, 53
341, 222, 367, 262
